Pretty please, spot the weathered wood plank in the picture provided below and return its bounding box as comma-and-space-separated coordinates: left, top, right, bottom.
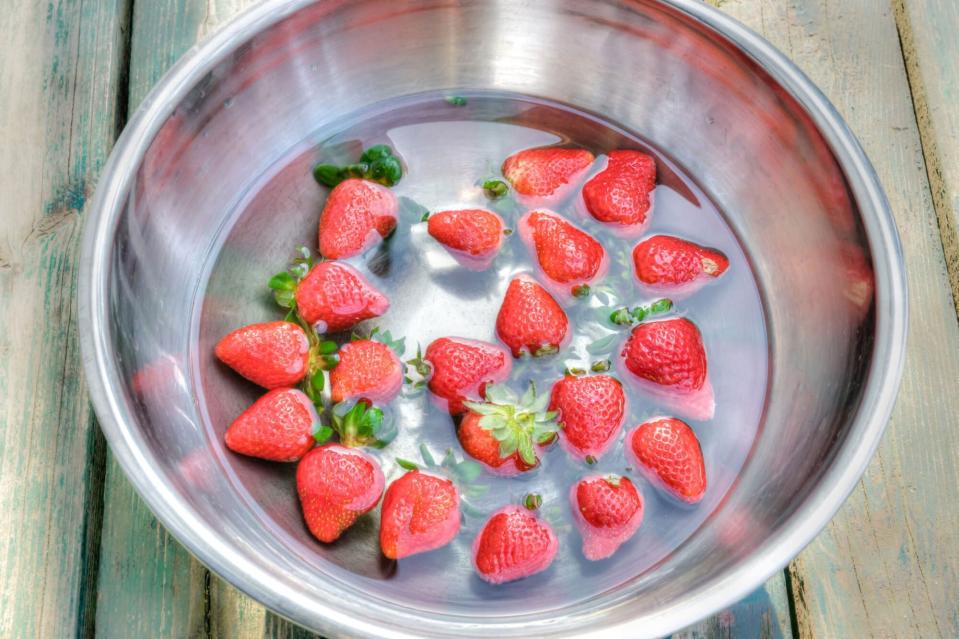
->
0, 0, 129, 637
671, 577, 794, 639
895, 0, 959, 318
715, 1, 959, 637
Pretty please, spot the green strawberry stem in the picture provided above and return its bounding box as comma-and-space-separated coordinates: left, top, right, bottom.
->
332, 400, 392, 448
524, 493, 543, 510
609, 297, 674, 326
313, 144, 403, 188
463, 382, 559, 466
445, 95, 468, 106
482, 178, 509, 199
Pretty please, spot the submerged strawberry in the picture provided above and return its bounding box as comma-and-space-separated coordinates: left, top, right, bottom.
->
224, 388, 320, 462
549, 374, 626, 460
472, 505, 559, 584
501, 147, 594, 198
427, 208, 505, 270
626, 417, 707, 504
214, 321, 310, 389
570, 475, 644, 560
632, 235, 729, 289
380, 470, 461, 559
620, 318, 714, 420
495, 275, 569, 357
318, 178, 398, 259
294, 261, 389, 333
459, 382, 558, 476
424, 337, 512, 415
518, 209, 607, 296
330, 339, 403, 404
297, 444, 385, 542
582, 150, 656, 232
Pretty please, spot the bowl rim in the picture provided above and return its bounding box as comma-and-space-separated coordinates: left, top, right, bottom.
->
78, 0, 908, 636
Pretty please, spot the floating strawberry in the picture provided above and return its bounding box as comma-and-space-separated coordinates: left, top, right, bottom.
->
379, 470, 461, 559
426, 208, 506, 270
501, 147, 594, 199
224, 388, 320, 462
317, 178, 398, 259
330, 339, 403, 404
472, 503, 559, 584
297, 443, 385, 542
632, 235, 729, 290
459, 382, 558, 476
620, 317, 714, 420
582, 150, 656, 233
549, 374, 626, 461
214, 321, 310, 389
423, 337, 512, 415
495, 275, 569, 357
626, 417, 707, 504
518, 209, 607, 297
570, 475, 644, 560
291, 261, 389, 333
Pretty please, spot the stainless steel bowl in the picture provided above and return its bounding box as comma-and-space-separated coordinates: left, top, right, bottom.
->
78, 1, 907, 636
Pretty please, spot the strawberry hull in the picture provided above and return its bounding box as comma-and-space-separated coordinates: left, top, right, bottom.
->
569, 476, 645, 561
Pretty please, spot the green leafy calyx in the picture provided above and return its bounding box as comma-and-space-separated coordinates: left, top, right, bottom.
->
462, 382, 559, 466
313, 144, 403, 188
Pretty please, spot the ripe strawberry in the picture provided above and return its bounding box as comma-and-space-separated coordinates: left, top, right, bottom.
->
294, 261, 389, 333
632, 235, 729, 289
626, 417, 707, 503
318, 178, 398, 259
427, 209, 505, 270
330, 339, 403, 404
518, 209, 607, 296
549, 375, 626, 460
582, 150, 656, 232
424, 337, 512, 415
459, 382, 558, 476
297, 444, 385, 542
214, 321, 310, 389
570, 475, 644, 560
380, 470, 461, 559
501, 147, 594, 198
495, 275, 569, 357
620, 318, 714, 420
472, 505, 559, 584
225, 388, 319, 462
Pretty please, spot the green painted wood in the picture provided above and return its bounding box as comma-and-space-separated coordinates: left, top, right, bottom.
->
0, 0, 129, 637
714, 1, 959, 637
895, 1, 959, 314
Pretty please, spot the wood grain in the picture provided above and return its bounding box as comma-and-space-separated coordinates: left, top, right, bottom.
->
894, 1, 959, 316
0, 0, 129, 637
715, 1, 959, 637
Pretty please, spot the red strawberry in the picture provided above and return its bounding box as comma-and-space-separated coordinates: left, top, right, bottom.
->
295, 261, 389, 333
501, 147, 594, 198
620, 318, 714, 420
215, 321, 310, 389
457, 410, 537, 476
495, 275, 569, 357
379, 470, 461, 559
549, 375, 626, 460
472, 505, 559, 584
318, 178, 398, 259
424, 337, 512, 415
427, 209, 505, 270
330, 339, 403, 404
297, 444, 385, 542
582, 150, 656, 232
225, 388, 319, 462
626, 417, 707, 503
632, 235, 729, 289
570, 475, 644, 560
518, 209, 607, 296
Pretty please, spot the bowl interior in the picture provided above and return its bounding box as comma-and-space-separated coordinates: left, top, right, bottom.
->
98, 0, 881, 635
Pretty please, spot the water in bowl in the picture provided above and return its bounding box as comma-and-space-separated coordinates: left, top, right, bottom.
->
196, 91, 768, 615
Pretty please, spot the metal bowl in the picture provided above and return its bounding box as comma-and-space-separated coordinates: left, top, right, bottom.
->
78, 1, 907, 636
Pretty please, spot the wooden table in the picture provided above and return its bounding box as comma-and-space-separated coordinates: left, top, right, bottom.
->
2, 0, 957, 636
